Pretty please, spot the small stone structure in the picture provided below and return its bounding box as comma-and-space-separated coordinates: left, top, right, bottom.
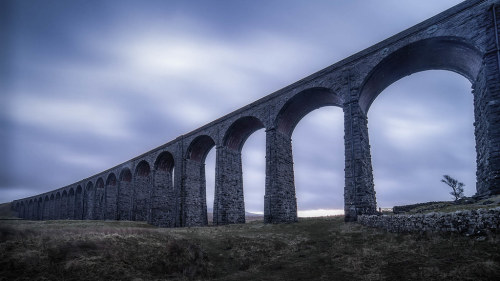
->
358, 207, 500, 235
11, 0, 500, 227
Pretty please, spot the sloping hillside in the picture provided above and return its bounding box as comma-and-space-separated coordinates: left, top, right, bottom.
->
1, 216, 499, 280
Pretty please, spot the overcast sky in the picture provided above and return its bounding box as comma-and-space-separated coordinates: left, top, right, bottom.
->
2, 0, 475, 215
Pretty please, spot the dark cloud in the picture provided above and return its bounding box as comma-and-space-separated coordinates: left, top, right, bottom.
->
2, 0, 472, 215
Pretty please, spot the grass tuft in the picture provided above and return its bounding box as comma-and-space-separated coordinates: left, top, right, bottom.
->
1, 216, 499, 280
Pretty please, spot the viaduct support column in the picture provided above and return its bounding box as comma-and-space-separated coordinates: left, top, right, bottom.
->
150, 170, 176, 227
214, 146, 245, 225
343, 100, 377, 222
264, 128, 297, 223
181, 159, 208, 226
473, 47, 500, 196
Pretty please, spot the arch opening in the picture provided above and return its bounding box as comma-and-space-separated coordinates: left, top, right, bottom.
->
292, 107, 345, 217
276, 87, 343, 137
120, 168, 132, 182
152, 152, 176, 226
95, 178, 105, 220
68, 188, 75, 219
360, 36, 482, 114
118, 168, 132, 220
186, 136, 216, 224
106, 173, 117, 186
368, 70, 476, 208
216, 116, 266, 224
75, 185, 83, 220
84, 182, 94, 220
61, 191, 68, 220
187, 135, 215, 163
43, 196, 50, 220
224, 116, 265, 151
105, 173, 118, 220
135, 161, 151, 177
241, 129, 266, 217
155, 151, 175, 172
134, 161, 151, 221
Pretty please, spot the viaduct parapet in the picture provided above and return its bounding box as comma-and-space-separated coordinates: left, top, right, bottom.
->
11, 0, 500, 226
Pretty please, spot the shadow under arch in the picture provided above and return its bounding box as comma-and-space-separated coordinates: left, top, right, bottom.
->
151, 151, 176, 227
213, 116, 265, 225
68, 188, 75, 219
118, 168, 132, 220
75, 185, 83, 220
105, 173, 117, 220
182, 135, 217, 226
187, 135, 216, 162
84, 181, 94, 220
134, 160, 151, 221
223, 116, 265, 152
359, 36, 482, 114
275, 87, 343, 137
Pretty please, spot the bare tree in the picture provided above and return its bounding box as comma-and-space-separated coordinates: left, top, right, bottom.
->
441, 175, 465, 201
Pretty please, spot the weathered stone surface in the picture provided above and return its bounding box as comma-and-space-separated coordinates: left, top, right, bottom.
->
11, 0, 500, 226
214, 146, 246, 225
264, 129, 297, 223
358, 207, 500, 235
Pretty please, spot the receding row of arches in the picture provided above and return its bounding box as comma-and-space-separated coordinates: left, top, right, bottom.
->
16, 151, 176, 226
13, 34, 498, 225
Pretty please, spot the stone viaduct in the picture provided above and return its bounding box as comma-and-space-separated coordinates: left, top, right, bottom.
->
11, 0, 500, 226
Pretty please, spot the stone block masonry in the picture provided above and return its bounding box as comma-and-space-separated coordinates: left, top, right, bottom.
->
358, 207, 500, 235
11, 0, 500, 227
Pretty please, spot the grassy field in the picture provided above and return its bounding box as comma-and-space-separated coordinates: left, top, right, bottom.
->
1, 214, 500, 281
389, 195, 500, 215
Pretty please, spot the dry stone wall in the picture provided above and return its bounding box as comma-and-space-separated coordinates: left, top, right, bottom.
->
358, 207, 500, 235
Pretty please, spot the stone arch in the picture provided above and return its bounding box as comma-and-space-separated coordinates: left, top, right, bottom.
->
49, 194, 55, 220
37, 197, 43, 220
19, 201, 25, 219
75, 185, 83, 220
343, 36, 484, 221
266, 87, 344, 223
68, 188, 75, 219
359, 36, 482, 114
43, 195, 50, 220
187, 135, 216, 162
275, 87, 343, 137
84, 182, 94, 220
183, 136, 216, 226
134, 160, 151, 221
118, 168, 132, 220
223, 116, 265, 152
61, 190, 68, 219
151, 151, 176, 226
27, 199, 33, 220
105, 173, 118, 220
55, 192, 61, 219
94, 178, 105, 220
212, 116, 266, 225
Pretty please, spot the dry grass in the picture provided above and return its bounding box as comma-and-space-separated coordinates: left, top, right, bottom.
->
400, 195, 500, 214
0, 203, 18, 219
1, 216, 499, 280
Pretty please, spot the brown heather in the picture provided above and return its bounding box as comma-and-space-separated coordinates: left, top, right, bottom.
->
1, 215, 500, 281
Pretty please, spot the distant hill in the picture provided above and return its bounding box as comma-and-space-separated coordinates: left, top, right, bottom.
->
207, 211, 264, 224
0, 202, 17, 219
